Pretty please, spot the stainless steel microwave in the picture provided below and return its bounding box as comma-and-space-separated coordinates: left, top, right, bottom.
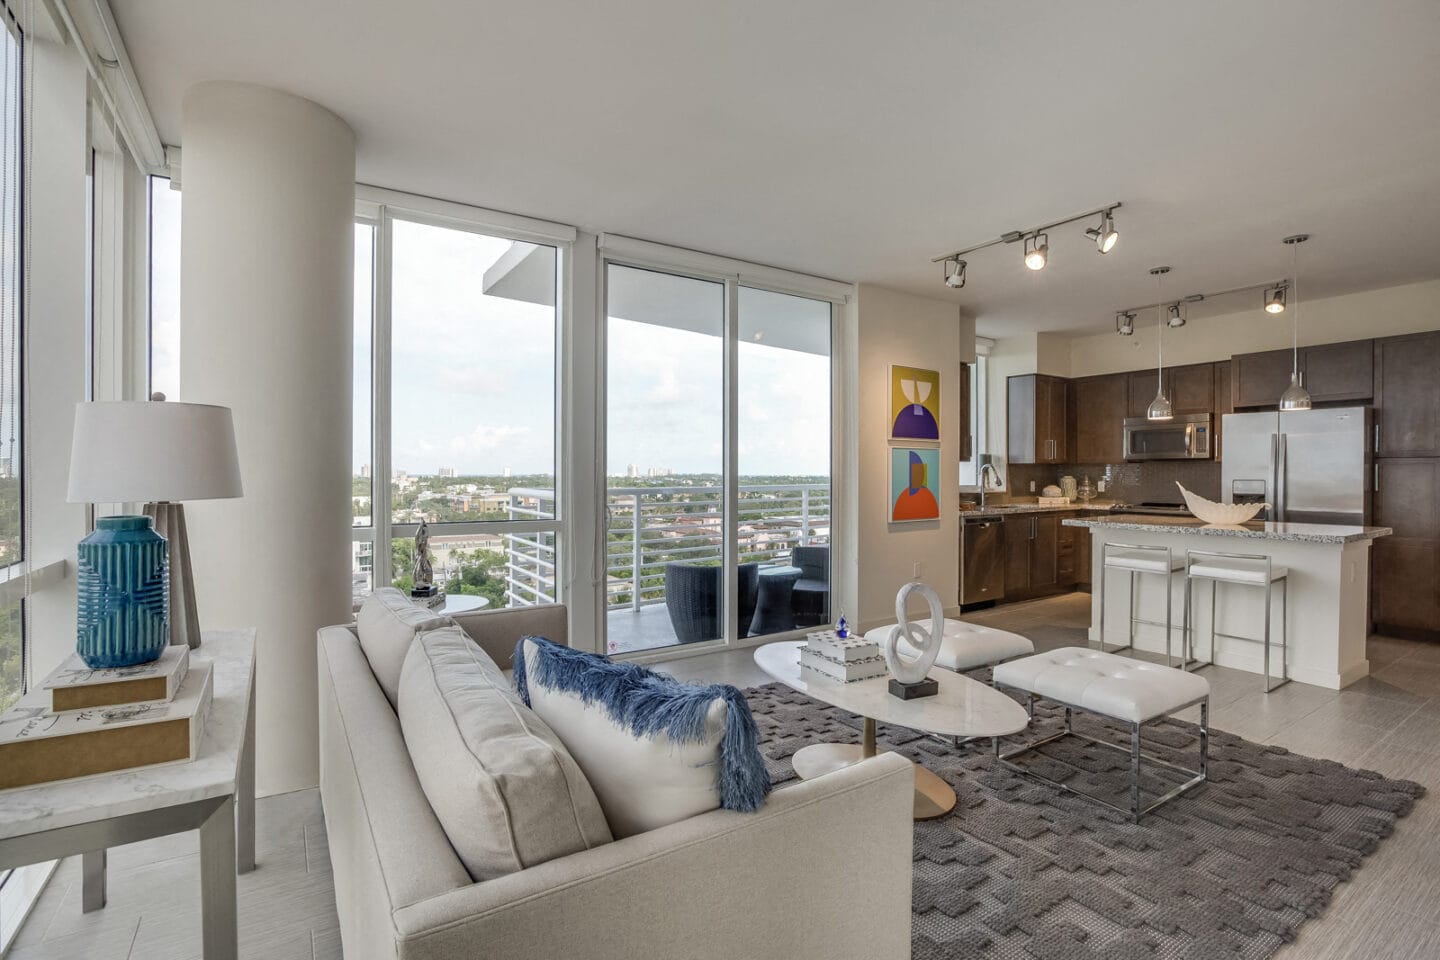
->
1122, 414, 1213, 461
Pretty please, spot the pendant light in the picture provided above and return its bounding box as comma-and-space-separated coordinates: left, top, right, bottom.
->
1146, 266, 1174, 421
1278, 234, 1312, 411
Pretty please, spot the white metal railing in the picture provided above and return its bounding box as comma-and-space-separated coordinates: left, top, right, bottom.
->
502, 483, 829, 611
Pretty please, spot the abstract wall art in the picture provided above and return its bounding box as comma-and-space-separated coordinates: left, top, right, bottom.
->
890, 447, 941, 523
889, 365, 940, 442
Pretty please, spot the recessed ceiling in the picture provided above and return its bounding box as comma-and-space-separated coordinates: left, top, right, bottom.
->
109, 0, 1440, 337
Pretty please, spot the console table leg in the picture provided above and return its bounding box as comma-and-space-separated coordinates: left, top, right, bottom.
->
237, 677, 256, 874
81, 849, 106, 913
199, 796, 238, 960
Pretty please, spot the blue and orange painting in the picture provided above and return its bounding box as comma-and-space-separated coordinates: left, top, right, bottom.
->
889, 365, 940, 441
891, 448, 940, 522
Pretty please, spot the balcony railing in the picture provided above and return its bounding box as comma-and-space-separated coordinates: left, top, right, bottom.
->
502, 483, 830, 610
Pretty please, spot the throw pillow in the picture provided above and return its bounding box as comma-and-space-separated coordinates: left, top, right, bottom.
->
356, 587, 453, 709
399, 627, 612, 881
513, 636, 771, 838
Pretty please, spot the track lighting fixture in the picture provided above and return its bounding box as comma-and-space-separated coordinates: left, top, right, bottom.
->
1264, 284, 1287, 314
1167, 303, 1186, 328
1146, 267, 1174, 422
1279, 235, 1312, 412
1024, 234, 1049, 271
930, 201, 1121, 288
943, 258, 967, 289
1086, 208, 1120, 254
1116, 311, 1135, 336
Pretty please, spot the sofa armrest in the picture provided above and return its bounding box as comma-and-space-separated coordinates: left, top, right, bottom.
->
390, 752, 914, 960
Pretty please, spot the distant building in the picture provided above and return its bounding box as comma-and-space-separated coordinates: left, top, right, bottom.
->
503, 466, 512, 478
626, 463, 640, 479
359, 463, 370, 478
438, 466, 457, 478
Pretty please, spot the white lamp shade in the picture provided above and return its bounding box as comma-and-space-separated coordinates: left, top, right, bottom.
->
68, 401, 243, 503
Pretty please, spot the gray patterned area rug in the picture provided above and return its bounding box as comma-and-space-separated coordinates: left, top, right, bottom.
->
744, 679, 1425, 960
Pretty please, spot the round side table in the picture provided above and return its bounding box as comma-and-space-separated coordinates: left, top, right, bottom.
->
750, 565, 802, 636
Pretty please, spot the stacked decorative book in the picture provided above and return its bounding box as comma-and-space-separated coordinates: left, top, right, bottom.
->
0, 646, 212, 790
799, 630, 889, 683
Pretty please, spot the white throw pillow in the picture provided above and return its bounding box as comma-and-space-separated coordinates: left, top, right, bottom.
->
515, 636, 771, 839
399, 627, 612, 881
356, 587, 453, 709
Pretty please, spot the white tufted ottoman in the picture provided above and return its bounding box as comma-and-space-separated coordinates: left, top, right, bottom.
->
991, 647, 1210, 821
863, 619, 1034, 674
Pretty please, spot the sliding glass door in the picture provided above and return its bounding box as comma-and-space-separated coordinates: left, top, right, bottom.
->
602, 264, 833, 655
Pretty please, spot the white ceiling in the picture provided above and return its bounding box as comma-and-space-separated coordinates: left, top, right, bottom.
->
109, 0, 1440, 337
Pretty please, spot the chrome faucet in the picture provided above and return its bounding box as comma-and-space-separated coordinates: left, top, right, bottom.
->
978, 462, 1003, 510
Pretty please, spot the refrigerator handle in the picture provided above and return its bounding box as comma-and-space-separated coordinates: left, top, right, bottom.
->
1269, 433, 1280, 521
1277, 432, 1287, 522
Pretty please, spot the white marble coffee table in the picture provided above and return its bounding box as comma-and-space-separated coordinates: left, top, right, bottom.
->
754, 640, 1029, 820
0, 630, 256, 960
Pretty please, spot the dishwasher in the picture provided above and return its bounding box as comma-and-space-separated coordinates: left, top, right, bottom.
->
960, 516, 1005, 604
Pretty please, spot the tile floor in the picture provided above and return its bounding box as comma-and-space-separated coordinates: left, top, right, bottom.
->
10, 592, 1440, 959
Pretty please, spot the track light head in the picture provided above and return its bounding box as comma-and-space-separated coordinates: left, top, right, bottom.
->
1116, 311, 1135, 336
1024, 234, 1048, 271
1086, 209, 1119, 254
1167, 304, 1186, 328
1264, 285, 1287, 314
943, 258, 967, 289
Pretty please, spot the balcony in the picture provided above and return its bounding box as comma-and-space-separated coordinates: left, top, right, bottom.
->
504, 482, 830, 654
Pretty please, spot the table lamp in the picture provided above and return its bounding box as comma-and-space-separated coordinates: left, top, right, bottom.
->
67, 401, 243, 665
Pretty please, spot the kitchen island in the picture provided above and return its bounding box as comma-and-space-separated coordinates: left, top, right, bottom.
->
1064, 515, 1392, 689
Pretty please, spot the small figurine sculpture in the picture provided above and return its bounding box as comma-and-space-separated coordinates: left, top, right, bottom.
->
411, 519, 437, 597
835, 612, 849, 639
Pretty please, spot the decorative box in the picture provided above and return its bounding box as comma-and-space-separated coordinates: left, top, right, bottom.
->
800, 646, 889, 683
44, 645, 190, 713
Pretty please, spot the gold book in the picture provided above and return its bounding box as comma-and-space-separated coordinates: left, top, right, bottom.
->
43, 646, 190, 713
0, 662, 212, 790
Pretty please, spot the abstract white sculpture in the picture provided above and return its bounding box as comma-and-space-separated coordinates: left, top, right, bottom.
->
885, 581, 944, 698
1176, 482, 1269, 526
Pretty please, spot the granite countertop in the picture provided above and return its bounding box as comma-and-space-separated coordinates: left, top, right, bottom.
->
959, 500, 1120, 519
1062, 514, 1393, 544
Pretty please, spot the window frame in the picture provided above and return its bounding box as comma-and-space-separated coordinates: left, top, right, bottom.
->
352, 189, 575, 601
958, 337, 994, 492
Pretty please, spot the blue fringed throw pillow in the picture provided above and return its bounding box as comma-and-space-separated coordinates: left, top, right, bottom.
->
514, 636, 771, 838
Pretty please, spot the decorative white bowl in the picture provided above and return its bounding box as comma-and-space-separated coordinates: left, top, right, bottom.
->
1177, 482, 1267, 525
1041, 485, 1063, 498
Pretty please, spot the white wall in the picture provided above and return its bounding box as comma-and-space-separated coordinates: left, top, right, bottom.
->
180, 82, 356, 796
25, 36, 89, 680
853, 284, 973, 630
1067, 279, 1440, 377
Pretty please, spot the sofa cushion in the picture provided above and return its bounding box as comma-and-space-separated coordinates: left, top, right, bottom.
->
398, 627, 612, 881
356, 587, 454, 709
514, 636, 771, 839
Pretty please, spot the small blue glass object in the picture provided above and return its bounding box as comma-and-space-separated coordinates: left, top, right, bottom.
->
75, 515, 170, 668
835, 613, 849, 639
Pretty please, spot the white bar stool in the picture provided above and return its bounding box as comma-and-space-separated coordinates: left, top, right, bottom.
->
1181, 548, 1290, 693
1097, 542, 1186, 665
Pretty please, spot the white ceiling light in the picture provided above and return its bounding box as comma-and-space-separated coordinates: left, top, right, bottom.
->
1024, 233, 1048, 271
1116, 311, 1135, 336
1146, 266, 1174, 421
1279, 234, 1312, 412
1086, 208, 1119, 254
1264, 284, 1287, 314
943, 257, 967, 289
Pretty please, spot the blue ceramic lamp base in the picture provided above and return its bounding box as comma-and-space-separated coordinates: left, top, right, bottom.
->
75, 515, 171, 668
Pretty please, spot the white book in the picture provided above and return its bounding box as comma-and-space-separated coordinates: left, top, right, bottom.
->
800, 647, 889, 683
805, 631, 881, 663
42, 646, 190, 714
0, 662, 213, 790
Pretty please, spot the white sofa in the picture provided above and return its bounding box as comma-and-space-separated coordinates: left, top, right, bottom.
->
317, 602, 916, 960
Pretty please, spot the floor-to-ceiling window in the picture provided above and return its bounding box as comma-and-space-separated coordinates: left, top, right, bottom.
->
0, 15, 21, 714
601, 255, 837, 655
146, 176, 180, 401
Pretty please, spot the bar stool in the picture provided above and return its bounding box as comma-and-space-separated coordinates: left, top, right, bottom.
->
1181, 548, 1290, 693
1097, 542, 1187, 665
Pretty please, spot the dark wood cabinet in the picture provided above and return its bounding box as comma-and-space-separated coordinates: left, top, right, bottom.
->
1071, 374, 1127, 463
1372, 458, 1440, 639
1232, 349, 1296, 409
1008, 374, 1068, 464
1214, 361, 1232, 461
1376, 332, 1440, 458
1127, 369, 1162, 419
1002, 516, 1031, 598
959, 361, 973, 462
1303, 340, 1373, 403
1002, 513, 1064, 599
1030, 515, 1059, 589
1171, 363, 1214, 414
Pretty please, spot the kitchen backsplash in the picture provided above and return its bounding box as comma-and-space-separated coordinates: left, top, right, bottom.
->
1003, 460, 1222, 505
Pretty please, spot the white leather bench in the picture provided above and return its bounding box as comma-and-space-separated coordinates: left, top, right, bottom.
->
863, 619, 1033, 674
991, 647, 1210, 821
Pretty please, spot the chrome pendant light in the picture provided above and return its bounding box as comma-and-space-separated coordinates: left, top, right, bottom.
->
1278, 234, 1312, 411
1146, 266, 1174, 421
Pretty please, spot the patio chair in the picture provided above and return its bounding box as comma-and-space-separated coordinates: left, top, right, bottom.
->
663, 561, 761, 643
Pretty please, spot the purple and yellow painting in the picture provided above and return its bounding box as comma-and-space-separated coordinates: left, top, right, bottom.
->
889, 365, 940, 441
891, 448, 940, 522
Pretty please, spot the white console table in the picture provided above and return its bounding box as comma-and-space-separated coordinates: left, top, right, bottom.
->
0, 629, 257, 960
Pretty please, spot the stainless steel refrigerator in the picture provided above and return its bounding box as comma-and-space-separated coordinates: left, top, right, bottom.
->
1221, 407, 1375, 524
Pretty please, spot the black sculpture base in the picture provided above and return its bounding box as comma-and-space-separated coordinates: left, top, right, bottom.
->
889, 677, 939, 700
410, 585, 439, 598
